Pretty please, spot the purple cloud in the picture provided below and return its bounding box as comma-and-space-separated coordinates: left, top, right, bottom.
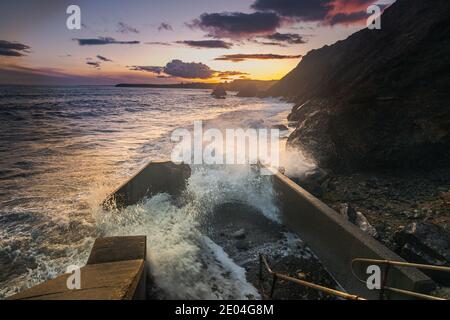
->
188, 12, 281, 39
74, 37, 140, 46
0, 40, 31, 57
176, 40, 233, 49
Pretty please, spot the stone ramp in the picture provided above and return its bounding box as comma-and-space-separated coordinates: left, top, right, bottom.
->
9, 236, 147, 300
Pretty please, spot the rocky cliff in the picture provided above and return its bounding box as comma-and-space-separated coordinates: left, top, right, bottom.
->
269, 0, 450, 171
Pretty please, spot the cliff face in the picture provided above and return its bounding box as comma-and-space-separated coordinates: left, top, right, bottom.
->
270, 0, 450, 171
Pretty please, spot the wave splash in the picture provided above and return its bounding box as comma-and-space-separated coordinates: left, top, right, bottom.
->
94, 165, 277, 299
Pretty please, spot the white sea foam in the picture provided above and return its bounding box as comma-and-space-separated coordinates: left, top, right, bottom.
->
93, 166, 275, 299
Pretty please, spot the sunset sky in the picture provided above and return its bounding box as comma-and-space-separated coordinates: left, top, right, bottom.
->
0, 0, 394, 85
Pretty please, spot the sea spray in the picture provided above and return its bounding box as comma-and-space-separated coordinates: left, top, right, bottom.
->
93, 165, 278, 299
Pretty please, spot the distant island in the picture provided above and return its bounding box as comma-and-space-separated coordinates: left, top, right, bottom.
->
116, 82, 215, 89
116, 79, 277, 94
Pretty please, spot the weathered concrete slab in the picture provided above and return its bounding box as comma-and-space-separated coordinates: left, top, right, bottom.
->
8, 259, 145, 300
87, 236, 146, 265
269, 168, 435, 299
9, 236, 147, 300
103, 161, 191, 208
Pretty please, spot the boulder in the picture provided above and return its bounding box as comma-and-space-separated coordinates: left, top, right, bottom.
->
211, 85, 227, 99
231, 229, 246, 239
235, 240, 249, 251
247, 119, 265, 129
271, 124, 289, 131
293, 167, 330, 197
339, 203, 378, 238
394, 222, 450, 285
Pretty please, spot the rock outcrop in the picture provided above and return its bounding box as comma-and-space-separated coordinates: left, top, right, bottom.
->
211, 85, 227, 99
394, 222, 450, 285
268, 0, 450, 171
271, 124, 289, 132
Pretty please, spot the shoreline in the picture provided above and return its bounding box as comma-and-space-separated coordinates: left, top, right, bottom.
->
288, 163, 450, 297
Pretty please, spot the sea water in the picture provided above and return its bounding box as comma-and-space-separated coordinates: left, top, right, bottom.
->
0, 86, 314, 298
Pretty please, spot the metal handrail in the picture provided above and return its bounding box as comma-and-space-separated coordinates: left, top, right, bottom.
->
351, 258, 450, 300
259, 255, 449, 300
259, 254, 366, 300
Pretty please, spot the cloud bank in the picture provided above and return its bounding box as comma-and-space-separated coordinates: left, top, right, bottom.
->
158, 23, 173, 31
252, 0, 378, 25
117, 22, 140, 34
128, 66, 165, 74
96, 55, 113, 62
176, 40, 233, 49
0, 40, 30, 57
129, 60, 214, 79
188, 0, 382, 41
74, 37, 140, 46
215, 53, 302, 62
188, 12, 281, 39
261, 33, 307, 44
86, 61, 101, 69
129, 60, 253, 80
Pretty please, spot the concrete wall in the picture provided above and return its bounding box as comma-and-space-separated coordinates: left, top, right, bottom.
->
11, 161, 434, 300
270, 168, 435, 299
9, 236, 147, 300
103, 161, 191, 208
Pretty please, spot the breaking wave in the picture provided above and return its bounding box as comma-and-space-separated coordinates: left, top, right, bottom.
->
94, 166, 279, 299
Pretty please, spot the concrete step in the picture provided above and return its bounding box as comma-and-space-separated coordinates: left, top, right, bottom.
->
9, 236, 147, 300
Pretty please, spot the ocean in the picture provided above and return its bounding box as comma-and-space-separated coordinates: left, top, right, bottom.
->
0, 85, 315, 299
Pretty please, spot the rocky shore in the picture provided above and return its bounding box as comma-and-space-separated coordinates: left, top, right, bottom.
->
262, 0, 450, 297
290, 166, 450, 297
204, 202, 338, 300
268, 0, 450, 171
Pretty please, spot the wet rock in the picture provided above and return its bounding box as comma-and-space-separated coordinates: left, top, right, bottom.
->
246, 119, 265, 129
441, 191, 450, 203
403, 210, 425, 220
304, 168, 330, 184
339, 203, 378, 238
431, 286, 450, 299
211, 85, 227, 99
204, 202, 339, 299
235, 240, 249, 251
393, 222, 450, 285
271, 124, 289, 131
231, 229, 246, 239
294, 168, 330, 197
366, 177, 380, 188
